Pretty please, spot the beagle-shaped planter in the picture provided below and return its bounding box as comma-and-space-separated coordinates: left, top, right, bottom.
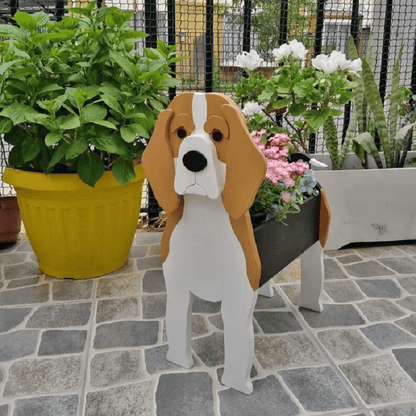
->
142, 92, 328, 394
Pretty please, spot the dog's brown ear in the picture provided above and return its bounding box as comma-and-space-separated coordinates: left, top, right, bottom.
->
318, 188, 331, 247
142, 109, 181, 214
221, 104, 267, 219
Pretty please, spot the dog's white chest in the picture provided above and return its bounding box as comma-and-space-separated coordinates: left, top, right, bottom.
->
163, 195, 248, 301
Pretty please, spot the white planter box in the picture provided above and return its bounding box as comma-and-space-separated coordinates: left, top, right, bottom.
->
312, 152, 416, 250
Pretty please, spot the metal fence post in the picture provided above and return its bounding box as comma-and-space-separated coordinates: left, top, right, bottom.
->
243, 0, 252, 53
309, 0, 326, 154
167, 0, 176, 101
56, 0, 65, 21
379, 0, 393, 104
145, 0, 158, 49
205, 0, 214, 92
342, 0, 360, 144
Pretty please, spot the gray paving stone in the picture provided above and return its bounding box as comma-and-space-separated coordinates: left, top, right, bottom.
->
324, 281, 365, 302
162, 314, 209, 341
219, 375, 299, 416
357, 300, 406, 322
396, 296, 416, 312
145, 344, 191, 374
85, 381, 154, 416
0, 252, 27, 266
324, 248, 357, 257
134, 231, 162, 245
38, 330, 87, 355
0, 307, 31, 333
337, 254, 363, 264
300, 304, 365, 328
374, 403, 416, 415
26, 303, 92, 328
129, 245, 147, 258
324, 258, 348, 279
280, 366, 357, 412
192, 332, 224, 367
156, 372, 213, 416
254, 311, 302, 334
0, 284, 49, 306
15, 240, 33, 253
397, 277, 416, 294
339, 355, 416, 405
136, 256, 162, 270
141, 294, 166, 319
192, 296, 221, 313
0, 281, 2, 290
0, 365, 4, 382
392, 348, 416, 383
379, 257, 416, 274
13, 395, 78, 416
3, 261, 40, 280
0, 405, 7, 416
356, 279, 402, 298
90, 349, 143, 387
216, 365, 257, 382
96, 274, 142, 298
94, 320, 159, 349
52, 280, 93, 301
148, 244, 162, 256
0, 330, 38, 361
344, 260, 396, 277
205, 314, 258, 334
317, 328, 377, 360
7, 276, 40, 289
396, 314, 416, 336
4, 356, 82, 397
396, 244, 416, 255
255, 288, 286, 309
360, 323, 416, 349
142, 269, 166, 293
255, 333, 325, 369
96, 297, 140, 323
280, 284, 301, 305
355, 246, 404, 258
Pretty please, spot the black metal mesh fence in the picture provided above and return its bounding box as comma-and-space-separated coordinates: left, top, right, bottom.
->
1, 0, 415, 205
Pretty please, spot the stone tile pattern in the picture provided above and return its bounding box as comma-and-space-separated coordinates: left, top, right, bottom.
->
1, 233, 416, 415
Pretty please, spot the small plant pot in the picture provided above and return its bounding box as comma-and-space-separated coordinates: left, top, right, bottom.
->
3, 165, 146, 278
0, 196, 21, 243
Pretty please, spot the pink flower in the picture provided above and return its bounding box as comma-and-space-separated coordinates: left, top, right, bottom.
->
282, 193, 291, 203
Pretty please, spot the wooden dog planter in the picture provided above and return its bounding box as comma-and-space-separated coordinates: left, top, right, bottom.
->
142, 92, 331, 394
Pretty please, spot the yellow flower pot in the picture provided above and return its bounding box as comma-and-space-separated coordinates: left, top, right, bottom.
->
3, 165, 146, 278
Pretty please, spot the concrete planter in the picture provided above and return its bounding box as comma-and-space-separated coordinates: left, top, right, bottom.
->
312, 151, 416, 250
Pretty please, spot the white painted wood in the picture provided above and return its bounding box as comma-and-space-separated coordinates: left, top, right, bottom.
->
299, 241, 324, 312
313, 163, 416, 250
258, 279, 274, 297
163, 194, 257, 394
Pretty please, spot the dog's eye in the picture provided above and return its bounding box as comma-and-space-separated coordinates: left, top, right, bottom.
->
176, 128, 187, 139
211, 129, 223, 142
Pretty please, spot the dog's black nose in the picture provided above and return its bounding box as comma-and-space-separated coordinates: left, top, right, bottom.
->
183, 151, 207, 172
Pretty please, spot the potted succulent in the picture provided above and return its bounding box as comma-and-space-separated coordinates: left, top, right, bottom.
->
0, 2, 180, 277
312, 38, 416, 249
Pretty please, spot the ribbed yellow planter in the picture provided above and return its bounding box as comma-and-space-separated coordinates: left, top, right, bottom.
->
3, 165, 146, 278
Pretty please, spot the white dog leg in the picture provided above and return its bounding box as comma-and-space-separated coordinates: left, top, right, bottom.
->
299, 240, 324, 312
165, 281, 195, 368
257, 279, 274, 297
221, 288, 258, 394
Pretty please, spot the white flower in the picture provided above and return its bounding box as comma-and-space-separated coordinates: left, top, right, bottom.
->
235, 50, 263, 71
272, 40, 308, 61
311, 54, 328, 71
242, 102, 265, 117
289, 40, 308, 59
349, 58, 362, 73
330, 50, 350, 69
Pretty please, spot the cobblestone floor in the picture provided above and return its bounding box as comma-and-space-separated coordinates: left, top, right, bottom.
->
1, 231, 416, 416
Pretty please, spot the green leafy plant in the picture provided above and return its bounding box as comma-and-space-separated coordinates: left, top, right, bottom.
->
234, 41, 360, 164
349, 39, 416, 168
0, 2, 181, 186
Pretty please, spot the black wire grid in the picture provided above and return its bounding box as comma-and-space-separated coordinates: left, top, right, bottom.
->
1, 0, 415, 215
